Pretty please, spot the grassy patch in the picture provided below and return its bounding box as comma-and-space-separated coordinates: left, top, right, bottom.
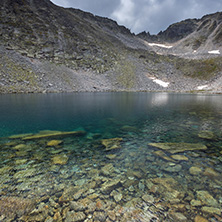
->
174, 57, 221, 80
116, 59, 136, 88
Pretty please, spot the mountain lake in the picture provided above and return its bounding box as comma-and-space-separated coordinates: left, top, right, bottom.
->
0, 92, 221, 221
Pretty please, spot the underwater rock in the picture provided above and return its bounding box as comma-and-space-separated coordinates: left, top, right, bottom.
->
126, 169, 143, 179
169, 212, 187, 221
101, 163, 115, 176
164, 189, 182, 201
108, 210, 116, 221
13, 168, 37, 179
53, 212, 62, 221
15, 159, 28, 165
93, 211, 107, 221
190, 199, 202, 207
47, 140, 63, 146
88, 169, 100, 178
203, 167, 219, 178
101, 179, 121, 194
13, 144, 29, 150
0, 196, 35, 218
101, 138, 123, 151
163, 163, 182, 173
196, 190, 218, 207
52, 154, 68, 165
171, 155, 188, 161
121, 125, 138, 132
151, 177, 178, 191
23, 130, 86, 140
0, 166, 12, 174
149, 142, 207, 153
69, 201, 87, 211
189, 166, 203, 175
201, 206, 221, 215
194, 215, 209, 222
73, 189, 85, 200
110, 190, 123, 202
154, 150, 175, 162
16, 150, 29, 157
198, 131, 215, 140
65, 211, 86, 222
59, 187, 79, 202
9, 133, 33, 139
142, 194, 155, 203
106, 154, 117, 159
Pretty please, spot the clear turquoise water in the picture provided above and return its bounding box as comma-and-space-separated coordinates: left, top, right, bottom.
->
1, 92, 222, 139
0, 92, 222, 221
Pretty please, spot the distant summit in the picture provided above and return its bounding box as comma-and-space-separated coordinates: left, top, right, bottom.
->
137, 12, 222, 52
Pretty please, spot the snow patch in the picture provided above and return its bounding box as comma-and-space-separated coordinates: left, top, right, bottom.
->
149, 77, 169, 88
208, 50, 220, 55
197, 85, 208, 90
148, 43, 173, 49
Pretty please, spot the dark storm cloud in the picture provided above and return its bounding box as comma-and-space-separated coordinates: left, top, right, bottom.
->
51, 0, 222, 34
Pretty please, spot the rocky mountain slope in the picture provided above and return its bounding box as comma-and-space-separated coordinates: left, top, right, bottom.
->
138, 12, 222, 56
0, 0, 222, 93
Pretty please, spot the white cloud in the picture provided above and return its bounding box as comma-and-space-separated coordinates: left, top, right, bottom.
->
111, 0, 135, 29
51, 0, 70, 7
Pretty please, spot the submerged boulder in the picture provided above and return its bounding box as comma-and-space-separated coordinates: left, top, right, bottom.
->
101, 138, 123, 151
23, 130, 86, 140
198, 131, 215, 140
0, 196, 36, 218
9, 133, 34, 139
148, 143, 207, 154
196, 190, 218, 207
47, 140, 63, 146
52, 154, 69, 165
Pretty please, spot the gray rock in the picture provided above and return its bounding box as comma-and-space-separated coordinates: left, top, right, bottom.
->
196, 190, 218, 207
142, 194, 155, 204
93, 211, 107, 221
169, 212, 187, 221
101, 179, 121, 194
65, 211, 86, 222
69, 201, 87, 211
163, 163, 182, 173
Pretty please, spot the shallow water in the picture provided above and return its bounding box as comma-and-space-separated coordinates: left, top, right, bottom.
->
0, 92, 222, 221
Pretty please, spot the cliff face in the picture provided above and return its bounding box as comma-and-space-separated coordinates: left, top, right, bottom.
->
0, 0, 222, 93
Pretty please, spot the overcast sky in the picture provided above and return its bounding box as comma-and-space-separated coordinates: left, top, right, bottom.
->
51, 0, 222, 34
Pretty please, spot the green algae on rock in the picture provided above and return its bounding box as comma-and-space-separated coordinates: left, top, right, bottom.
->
148, 142, 207, 154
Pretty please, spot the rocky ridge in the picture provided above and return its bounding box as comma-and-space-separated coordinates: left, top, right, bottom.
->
0, 0, 222, 93
138, 12, 222, 56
